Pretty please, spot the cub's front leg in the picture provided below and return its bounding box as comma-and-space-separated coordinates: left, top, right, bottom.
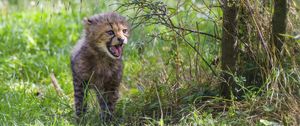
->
73, 77, 88, 118
96, 87, 119, 121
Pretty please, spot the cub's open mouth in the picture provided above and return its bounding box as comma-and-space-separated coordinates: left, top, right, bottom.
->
107, 43, 123, 58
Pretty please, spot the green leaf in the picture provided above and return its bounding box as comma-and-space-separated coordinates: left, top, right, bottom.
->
259, 119, 280, 126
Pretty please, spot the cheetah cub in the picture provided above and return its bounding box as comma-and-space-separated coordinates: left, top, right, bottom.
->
71, 12, 129, 121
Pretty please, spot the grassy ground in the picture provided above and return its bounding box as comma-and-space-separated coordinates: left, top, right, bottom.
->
0, 0, 299, 125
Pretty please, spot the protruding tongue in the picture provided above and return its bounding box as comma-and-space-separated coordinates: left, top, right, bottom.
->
112, 45, 122, 56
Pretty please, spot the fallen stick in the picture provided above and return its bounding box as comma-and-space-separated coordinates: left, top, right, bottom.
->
50, 73, 64, 96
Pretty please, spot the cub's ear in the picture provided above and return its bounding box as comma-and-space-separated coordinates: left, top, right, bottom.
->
83, 17, 93, 26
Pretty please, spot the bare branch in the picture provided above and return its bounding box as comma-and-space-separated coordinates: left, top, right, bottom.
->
50, 73, 64, 96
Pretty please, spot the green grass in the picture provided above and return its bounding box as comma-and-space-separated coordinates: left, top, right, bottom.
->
0, 0, 299, 125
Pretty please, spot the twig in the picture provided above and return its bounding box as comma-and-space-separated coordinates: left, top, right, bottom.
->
50, 73, 64, 96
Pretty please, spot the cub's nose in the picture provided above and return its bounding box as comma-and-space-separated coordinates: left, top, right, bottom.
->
117, 38, 124, 44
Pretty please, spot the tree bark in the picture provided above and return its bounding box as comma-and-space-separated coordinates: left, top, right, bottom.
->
272, 0, 288, 52
220, 0, 239, 98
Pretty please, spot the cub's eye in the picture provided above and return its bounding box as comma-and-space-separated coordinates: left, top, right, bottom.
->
106, 30, 114, 35
122, 29, 127, 33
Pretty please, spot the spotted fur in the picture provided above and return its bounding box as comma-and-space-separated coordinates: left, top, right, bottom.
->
71, 12, 129, 121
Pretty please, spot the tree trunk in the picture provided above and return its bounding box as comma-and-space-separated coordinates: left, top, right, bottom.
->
220, 0, 239, 98
272, 0, 288, 52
